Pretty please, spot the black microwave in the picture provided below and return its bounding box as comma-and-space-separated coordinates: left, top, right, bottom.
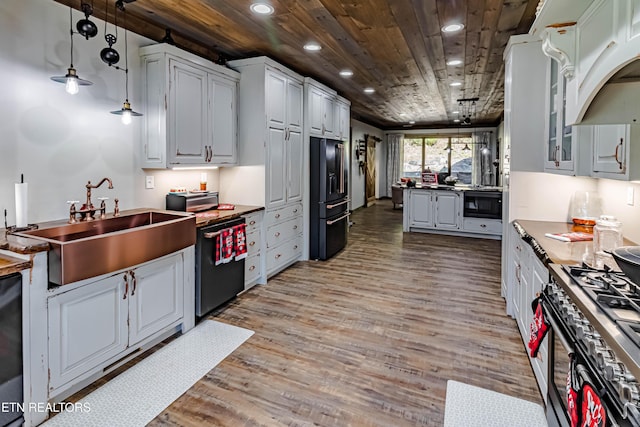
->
463, 191, 502, 220
166, 192, 219, 212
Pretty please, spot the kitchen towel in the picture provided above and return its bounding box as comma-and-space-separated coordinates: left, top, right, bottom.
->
234, 223, 247, 260
14, 182, 28, 228
215, 227, 235, 265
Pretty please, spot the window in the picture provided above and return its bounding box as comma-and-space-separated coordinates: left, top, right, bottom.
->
402, 135, 474, 184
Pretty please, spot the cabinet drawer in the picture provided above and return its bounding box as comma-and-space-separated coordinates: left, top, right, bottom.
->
266, 216, 302, 248
245, 253, 261, 285
243, 211, 263, 232
266, 237, 302, 274
265, 203, 302, 224
462, 218, 502, 235
246, 229, 261, 257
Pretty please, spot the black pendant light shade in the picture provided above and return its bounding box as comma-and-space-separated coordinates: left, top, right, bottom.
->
51, 8, 93, 95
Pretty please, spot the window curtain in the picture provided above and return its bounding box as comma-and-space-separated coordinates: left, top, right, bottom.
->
386, 133, 403, 197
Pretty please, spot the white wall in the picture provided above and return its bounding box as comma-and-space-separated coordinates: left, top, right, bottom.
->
0, 0, 220, 226
349, 120, 384, 210
598, 179, 640, 244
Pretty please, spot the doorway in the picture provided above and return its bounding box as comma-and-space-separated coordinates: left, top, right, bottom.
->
364, 134, 378, 207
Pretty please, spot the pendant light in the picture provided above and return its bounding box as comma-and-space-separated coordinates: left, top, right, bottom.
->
109, 3, 141, 124
51, 8, 93, 95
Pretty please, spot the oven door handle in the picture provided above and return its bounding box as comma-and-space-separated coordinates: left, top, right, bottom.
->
327, 198, 351, 209
204, 231, 222, 239
326, 212, 350, 225
541, 299, 574, 355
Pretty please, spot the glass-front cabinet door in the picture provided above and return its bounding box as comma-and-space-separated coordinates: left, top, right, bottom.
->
545, 58, 575, 173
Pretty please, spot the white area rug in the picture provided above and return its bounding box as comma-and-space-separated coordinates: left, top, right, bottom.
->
444, 380, 547, 427
42, 320, 254, 427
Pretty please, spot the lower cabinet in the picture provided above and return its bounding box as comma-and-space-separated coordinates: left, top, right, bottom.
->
47, 251, 186, 395
265, 203, 302, 277
243, 210, 264, 290
507, 223, 549, 403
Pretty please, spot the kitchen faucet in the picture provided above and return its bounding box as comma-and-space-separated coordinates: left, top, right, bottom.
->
68, 177, 115, 222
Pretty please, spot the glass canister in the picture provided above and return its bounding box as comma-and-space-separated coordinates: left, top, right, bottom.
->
593, 215, 623, 269
570, 190, 602, 228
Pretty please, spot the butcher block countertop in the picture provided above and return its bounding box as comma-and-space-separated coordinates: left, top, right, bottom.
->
0, 230, 49, 255
513, 219, 636, 265
194, 205, 264, 228
0, 252, 31, 277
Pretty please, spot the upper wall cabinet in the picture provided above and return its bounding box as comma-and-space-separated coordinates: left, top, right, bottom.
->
532, 0, 640, 125
305, 78, 337, 138
334, 95, 351, 141
139, 44, 239, 169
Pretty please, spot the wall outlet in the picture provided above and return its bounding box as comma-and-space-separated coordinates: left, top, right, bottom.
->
145, 175, 155, 189
627, 186, 634, 206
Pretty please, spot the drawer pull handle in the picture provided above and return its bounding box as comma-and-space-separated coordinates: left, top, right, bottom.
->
249, 265, 255, 271
249, 241, 256, 246
250, 220, 256, 226
275, 214, 280, 219
480, 224, 486, 228
275, 254, 281, 259
275, 232, 281, 237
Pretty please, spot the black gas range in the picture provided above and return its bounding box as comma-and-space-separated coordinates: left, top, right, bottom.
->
545, 263, 640, 426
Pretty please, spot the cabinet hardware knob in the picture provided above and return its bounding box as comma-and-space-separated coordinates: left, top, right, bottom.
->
293, 225, 298, 230
249, 266, 255, 271
250, 220, 256, 225
249, 241, 256, 246
293, 245, 298, 250
480, 224, 486, 228
275, 254, 281, 259
275, 214, 280, 218
275, 232, 281, 237
293, 209, 298, 213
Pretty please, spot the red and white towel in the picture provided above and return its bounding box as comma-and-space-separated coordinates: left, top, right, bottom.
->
234, 223, 248, 260
213, 224, 248, 264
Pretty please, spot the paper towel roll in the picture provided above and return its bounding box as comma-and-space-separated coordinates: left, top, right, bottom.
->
15, 182, 28, 228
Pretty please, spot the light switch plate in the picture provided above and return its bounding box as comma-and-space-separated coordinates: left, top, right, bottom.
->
145, 175, 155, 189
627, 186, 634, 206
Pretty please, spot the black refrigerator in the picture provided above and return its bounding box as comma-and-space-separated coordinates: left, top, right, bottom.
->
310, 136, 350, 260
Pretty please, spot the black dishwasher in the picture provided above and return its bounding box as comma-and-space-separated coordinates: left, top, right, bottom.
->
0, 273, 22, 427
196, 218, 245, 318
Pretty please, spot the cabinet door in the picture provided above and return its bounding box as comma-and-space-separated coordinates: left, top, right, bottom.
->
286, 130, 303, 203
209, 75, 237, 164
169, 59, 208, 164
308, 87, 324, 135
592, 124, 628, 175
48, 274, 128, 390
434, 192, 460, 230
408, 191, 433, 228
322, 93, 335, 136
267, 127, 286, 208
129, 253, 184, 346
337, 102, 350, 141
266, 71, 287, 129
286, 79, 303, 133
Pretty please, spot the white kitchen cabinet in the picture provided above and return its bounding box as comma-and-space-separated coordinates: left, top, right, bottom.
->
544, 58, 576, 174
334, 96, 351, 141
588, 123, 640, 181
243, 210, 265, 290
47, 251, 188, 396
139, 43, 239, 168
433, 191, 461, 230
408, 190, 434, 228
305, 78, 337, 138
506, 223, 549, 403
223, 57, 304, 277
404, 189, 462, 232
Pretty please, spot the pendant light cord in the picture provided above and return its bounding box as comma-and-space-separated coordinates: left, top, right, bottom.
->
124, 10, 129, 102
69, 7, 74, 67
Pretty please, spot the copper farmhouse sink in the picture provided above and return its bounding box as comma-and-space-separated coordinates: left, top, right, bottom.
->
16, 210, 195, 285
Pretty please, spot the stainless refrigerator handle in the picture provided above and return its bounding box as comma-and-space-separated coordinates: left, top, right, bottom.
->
339, 143, 345, 194
326, 198, 351, 209
326, 212, 351, 225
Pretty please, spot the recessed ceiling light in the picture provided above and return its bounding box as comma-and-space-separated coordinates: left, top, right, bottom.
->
409, 120, 415, 124
442, 23, 464, 33
364, 87, 375, 94
250, 3, 274, 15
304, 42, 322, 51
447, 59, 463, 66
452, 110, 459, 114
339, 69, 353, 77
450, 82, 462, 87
399, 113, 407, 117
454, 119, 461, 123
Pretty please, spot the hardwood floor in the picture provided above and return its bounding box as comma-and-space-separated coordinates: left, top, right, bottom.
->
147, 199, 542, 426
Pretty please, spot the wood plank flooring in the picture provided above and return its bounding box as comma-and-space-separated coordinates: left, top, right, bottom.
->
148, 199, 542, 426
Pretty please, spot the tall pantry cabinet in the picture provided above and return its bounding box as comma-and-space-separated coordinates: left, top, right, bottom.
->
221, 57, 304, 279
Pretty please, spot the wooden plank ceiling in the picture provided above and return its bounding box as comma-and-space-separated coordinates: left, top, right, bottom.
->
54, 0, 539, 130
